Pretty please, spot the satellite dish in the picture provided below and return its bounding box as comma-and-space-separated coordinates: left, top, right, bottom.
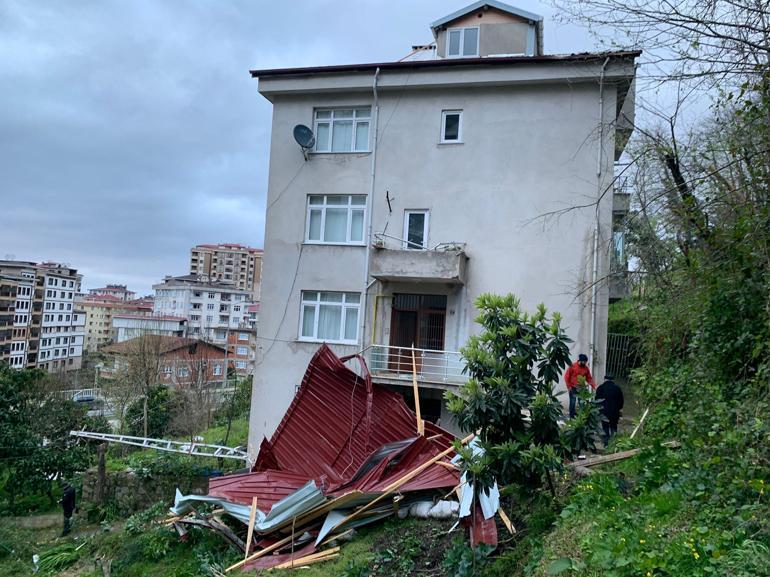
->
293, 124, 315, 152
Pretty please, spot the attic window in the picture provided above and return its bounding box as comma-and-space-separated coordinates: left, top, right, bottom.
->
447, 27, 479, 57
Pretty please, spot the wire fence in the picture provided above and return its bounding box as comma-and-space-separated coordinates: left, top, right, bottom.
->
606, 333, 641, 379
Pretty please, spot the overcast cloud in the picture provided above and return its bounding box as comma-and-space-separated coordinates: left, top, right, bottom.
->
0, 0, 595, 295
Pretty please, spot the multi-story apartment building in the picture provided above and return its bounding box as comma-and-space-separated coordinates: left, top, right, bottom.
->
189, 244, 263, 300
36, 263, 86, 372
152, 274, 256, 375
79, 293, 153, 351
87, 284, 136, 301
248, 1, 638, 445
111, 314, 187, 343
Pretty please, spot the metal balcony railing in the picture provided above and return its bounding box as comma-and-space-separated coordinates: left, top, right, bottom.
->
362, 344, 467, 386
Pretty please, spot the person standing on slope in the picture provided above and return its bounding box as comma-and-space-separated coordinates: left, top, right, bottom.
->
564, 353, 595, 419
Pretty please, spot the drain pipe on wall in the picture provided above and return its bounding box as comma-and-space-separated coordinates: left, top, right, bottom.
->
360, 67, 381, 349
589, 57, 610, 373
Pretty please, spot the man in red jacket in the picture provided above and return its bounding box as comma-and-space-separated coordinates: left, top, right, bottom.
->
564, 353, 595, 419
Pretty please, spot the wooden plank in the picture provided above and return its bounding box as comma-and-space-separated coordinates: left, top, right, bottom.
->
270, 553, 339, 570
497, 507, 516, 534
270, 547, 340, 570
436, 460, 458, 470
225, 533, 296, 573
244, 497, 258, 559
567, 441, 679, 469
631, 408, 650, 439
328, 433, 474, 534
411, 345, 424, 436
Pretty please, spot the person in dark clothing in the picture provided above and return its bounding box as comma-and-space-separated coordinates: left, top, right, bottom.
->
595, 375, 624, 447
60, 482, 76, 536
564, 353, 595, 419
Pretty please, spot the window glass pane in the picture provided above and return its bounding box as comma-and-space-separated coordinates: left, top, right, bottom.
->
326, 195, 346, 205
354, 108, 371, 118
407, 212, 426, 248
344, 292, 360, 303
351, 195, 366, 205
443, 113, 460, 140
309, 195, 324, 205
344, 308, 358, 340
316, 123, 330, 151
301, 306, 315, 337
350, 209, 364, 242
355, 122, 369, 150
334, 109, 354, 118
324, 209, 347, 242
308, 209, 322, 240
316, 110, 331, 119
331, 121, 353, 151
448, 30, 461, 55
317, 305, 342, 339
302, 291, 319, 302
320, 292, 343, 303
463, 28, 479, 55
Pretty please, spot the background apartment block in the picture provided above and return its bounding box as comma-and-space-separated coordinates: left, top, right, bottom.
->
190, 243, 263, 300
249, 1, 637, 447
87, 284, 136, 301
153, 274, 256, 375
79, 291, 153, 351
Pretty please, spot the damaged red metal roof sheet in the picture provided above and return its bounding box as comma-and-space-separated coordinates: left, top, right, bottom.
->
253, 344, 455, 481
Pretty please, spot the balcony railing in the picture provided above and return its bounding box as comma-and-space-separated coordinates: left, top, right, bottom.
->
362, 344, 467, 386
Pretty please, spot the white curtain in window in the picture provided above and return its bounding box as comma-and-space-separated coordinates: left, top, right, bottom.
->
344, 307, 358, 340
331, 121, 353, 152
317, 304, 341, 339
323, 208, 348, 242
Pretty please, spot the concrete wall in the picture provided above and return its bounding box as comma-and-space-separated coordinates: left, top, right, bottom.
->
250, 68, 620, 455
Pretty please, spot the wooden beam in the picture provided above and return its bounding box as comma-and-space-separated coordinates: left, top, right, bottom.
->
269, 546, 341, 570
411, 345, 424, 436
225, 533, 296, 573
270, 552, 339, 570
631, 408, 650, 439
328, 433, 474, 534
497, 507, 516, 534
244, 497, 258, 559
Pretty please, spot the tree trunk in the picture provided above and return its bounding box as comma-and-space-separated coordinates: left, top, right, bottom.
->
96, 443, 107, 506
143, 395, 148, 438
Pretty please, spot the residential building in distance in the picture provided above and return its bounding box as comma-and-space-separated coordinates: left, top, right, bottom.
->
248, 1, 637, 446
79, 292, 153, 351
100, 336, 229, 388
0, 260, 87, 372
112, 314, 187, 343
152, 274, 256, 376
190, 244, 263, 300
88, 284, 136, 301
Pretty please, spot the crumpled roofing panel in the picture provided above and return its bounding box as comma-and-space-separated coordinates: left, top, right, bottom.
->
253, 344, 454, 480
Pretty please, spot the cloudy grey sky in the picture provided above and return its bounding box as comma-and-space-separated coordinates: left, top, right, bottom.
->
1, 0, 596, 296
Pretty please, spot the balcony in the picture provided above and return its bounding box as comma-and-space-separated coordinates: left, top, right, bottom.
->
613, 192, 630, 216
370, 245, 468, 285
362, 344, 467, 389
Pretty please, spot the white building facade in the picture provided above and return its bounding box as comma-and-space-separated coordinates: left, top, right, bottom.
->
152, 275, 253, 347
36, 263, 86, 372
248, 2, 638, 451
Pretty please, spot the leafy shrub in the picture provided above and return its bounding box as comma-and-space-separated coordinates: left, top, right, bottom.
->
37, 542, 81, 575
442, 536, 494, 577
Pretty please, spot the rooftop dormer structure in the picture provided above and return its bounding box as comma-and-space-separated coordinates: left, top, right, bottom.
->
431, 0, 543, 58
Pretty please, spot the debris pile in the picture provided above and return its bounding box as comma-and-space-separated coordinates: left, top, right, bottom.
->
170, 345, 500, 572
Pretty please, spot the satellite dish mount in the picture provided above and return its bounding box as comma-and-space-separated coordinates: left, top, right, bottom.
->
293, 124, 316, 160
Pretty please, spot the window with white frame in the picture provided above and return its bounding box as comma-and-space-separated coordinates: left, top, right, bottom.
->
238, 332, 249, 341
235, 361, 247, 370
178, 366, 189, 377
213, 363, 222, 376
300, 291, 360, 343
313, 108, 370, 152
404, 210, 430, 249
163, 365, 172, 375
306, 195, 366, 244
447, 27, 479, 57
236, 346, 248, 356
441, 110, 463, 142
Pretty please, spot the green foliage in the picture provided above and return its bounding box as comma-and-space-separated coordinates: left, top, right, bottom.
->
125, 385, 172, 438
36, 542, 81, 575
447, 294, 601, 498
125, 501, 168, 535
0, 364, 105, 513
441, 536, 494, 577
560, 388, 603, 455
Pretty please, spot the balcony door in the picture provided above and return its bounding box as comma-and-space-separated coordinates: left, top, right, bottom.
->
388, 294, 447, 373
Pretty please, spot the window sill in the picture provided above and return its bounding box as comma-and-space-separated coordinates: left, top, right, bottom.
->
297, 337, 359, 346
310, 151, 372, 155
438, 141, 464, 146
302, 242, 367, 247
